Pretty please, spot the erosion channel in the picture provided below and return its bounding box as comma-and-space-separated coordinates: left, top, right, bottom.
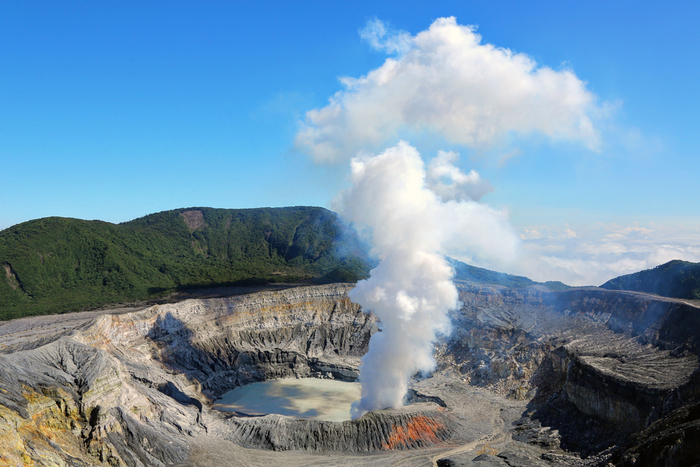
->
1, 282, 699, 466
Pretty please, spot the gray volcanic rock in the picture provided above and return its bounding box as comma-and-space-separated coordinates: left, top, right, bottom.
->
0, 281, 699, 466
138, 283, 376, 396
0, 284, 374, 465
442, 282, 700, 461
221, 403, 456, 452
613, 399, 700, 466
446, 282, 699, 401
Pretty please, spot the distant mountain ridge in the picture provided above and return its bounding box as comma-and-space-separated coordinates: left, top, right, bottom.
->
0, 206, 371, 320
6, 205, 695, 321
601, 259, 700, 300
447, 257, 571, 291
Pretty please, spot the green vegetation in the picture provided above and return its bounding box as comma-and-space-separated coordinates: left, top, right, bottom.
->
448, 258, 571, 291
0, 204, 581, 321
0, 207, 371, 320
601, 259, 700, 300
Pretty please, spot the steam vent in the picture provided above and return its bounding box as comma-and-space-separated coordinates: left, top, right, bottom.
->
1, 281, 700, 466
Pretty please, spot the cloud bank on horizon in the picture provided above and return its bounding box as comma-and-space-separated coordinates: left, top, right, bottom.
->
520, 223, 700, 286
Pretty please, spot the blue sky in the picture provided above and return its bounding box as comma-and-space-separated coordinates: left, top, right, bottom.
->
1, 1, 699, 284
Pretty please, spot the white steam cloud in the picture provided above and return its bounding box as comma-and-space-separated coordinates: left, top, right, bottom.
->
335, 142, 519, 418
296, 17, 614, 418
426, 150, 493, 202
297, 16, 603, 163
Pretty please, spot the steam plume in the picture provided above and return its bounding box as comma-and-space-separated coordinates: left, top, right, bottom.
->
335, 142, 518, 418
298, 16, 607, 417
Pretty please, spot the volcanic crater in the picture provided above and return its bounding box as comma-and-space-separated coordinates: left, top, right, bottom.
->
1, 281, 699, 466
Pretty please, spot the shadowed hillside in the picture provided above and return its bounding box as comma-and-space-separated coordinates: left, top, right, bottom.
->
601, 260, 700, 300
0, 207, 372, 320
448, 257, 571, 291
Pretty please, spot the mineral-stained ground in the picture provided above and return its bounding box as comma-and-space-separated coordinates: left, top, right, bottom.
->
1, 282, 699, 466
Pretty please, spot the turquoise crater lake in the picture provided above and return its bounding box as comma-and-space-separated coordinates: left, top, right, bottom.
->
213, 378, 361, 422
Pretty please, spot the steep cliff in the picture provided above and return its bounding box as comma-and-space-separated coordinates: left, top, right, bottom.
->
0, 284, 373, 465
440, 282, 700, 463
1, 281, 699, 466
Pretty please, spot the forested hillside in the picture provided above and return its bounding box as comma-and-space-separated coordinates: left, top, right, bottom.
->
0, 207, 371, 320
601, 259, 700, 300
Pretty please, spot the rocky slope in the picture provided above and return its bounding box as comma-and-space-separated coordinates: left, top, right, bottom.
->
0, 281, 699, 466
438, 282, 700, 463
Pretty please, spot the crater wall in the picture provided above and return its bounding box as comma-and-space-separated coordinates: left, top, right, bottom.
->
1, 282, 699, 466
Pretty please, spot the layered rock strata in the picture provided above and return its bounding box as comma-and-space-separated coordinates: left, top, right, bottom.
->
221, 404, 455, 452
0, 284, 378, 465
440, 282, 700, 462
0, 281, 699, 466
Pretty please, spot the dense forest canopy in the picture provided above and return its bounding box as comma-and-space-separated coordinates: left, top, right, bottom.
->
0, 207, 371, 320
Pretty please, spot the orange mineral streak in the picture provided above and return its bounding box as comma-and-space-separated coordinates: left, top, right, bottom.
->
382, 416, 444, 450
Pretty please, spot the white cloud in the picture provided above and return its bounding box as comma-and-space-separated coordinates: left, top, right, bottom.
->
359, 18, 413, 55
296, 17, 700, 292
296, 17, 604, 163
334, 141, 519, 267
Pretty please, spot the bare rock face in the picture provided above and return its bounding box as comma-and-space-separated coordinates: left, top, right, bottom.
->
135, 283, 375, 397
440, 282, 700, 463
0, 337, 193, 466
0, 284, 376, 465
220, 404, 457, 452
1, 281, 699, 466
612, 399, 700, 466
